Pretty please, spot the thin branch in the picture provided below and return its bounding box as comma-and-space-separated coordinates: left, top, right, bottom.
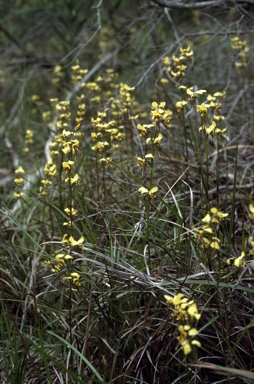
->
4, 137, 19, 170
0, 24, 29, 53
0, 24, 53, 67
150, 0, 254, 10
150, 0, 224, 9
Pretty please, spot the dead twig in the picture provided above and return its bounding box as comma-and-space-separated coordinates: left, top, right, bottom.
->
150, 0, 254, 11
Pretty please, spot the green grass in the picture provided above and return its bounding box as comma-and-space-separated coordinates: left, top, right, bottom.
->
1, 1, 254, 383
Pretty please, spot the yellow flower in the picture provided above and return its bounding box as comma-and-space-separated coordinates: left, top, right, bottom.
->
62, 160, 74, 173
188, 328, 199, 337
62, 129, 72, 138
138, 186, 158, 197
210, 207, 228, 219
176, 100, 187, 112
213, 115, 225, 122
91, 141, 109, 151
203, 226, 213, 234
64, 207, 78, 217
151, 101, 167, 121
249, 203, 254, 220
41, 179, 52, 187
164, 293, 188, 306
210, 238, 220, 249
137, 124, 147, 136
15, 166, 25, 174
91, 132, 101, 141
201, 213, 211, 224
191, 339, 201, 348
163, 56, 170, 66
136, 153, 154, 166
14, 177, 24, 186
160, 78, 169, 84
70, 174, 79, 185
25, 129, 34, 144
235, 252, 246, 267
136, 156, 146, 166
204, 121, 227, 135
181, 340, 192, 355
63, 272, 81, 286
62, 142, 71, 154
100, 157, 112, 166
62, 234, 69, 247
145, 153, 154, 159
186, 87, 207, 100
214, 91, 225, 99
54, 254, 65, 268
179, 45, 193, 59
137, 124, 154, 136
71, 270, 82, 279
177, 325, 189, 352
64, 254, 73, 260
197, 103, 210, 117
69, 235, 84, 247
177, 325, 201, 355
153, 133, 163, 146
205, 121, 216, 134
187, 302, 201, 320
71, 139, 79, 153
248, 236, 254, 247
227, 251, 246, 268
44, 163, 57, 176
31, 94, 40, 102
13, 192, 24, 198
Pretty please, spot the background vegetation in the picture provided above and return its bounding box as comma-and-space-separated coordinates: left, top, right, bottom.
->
1, 1, 254, 383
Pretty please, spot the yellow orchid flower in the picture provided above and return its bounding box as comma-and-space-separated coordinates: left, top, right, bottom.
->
138, 186, 158, 197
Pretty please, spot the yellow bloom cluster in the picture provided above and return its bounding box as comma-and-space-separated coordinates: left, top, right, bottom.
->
150, 101, 172, 127
44, 65, 140, 285
62, 234, 84, 247
230, 36, 249, 68
91, 108, 121, 160
119, 83, 135, 112
42, 90, 85, 287
161, 46, 227, 137
197, 91, 227, 135
52, 65, 64, 84
199, 120, 226, 135
13, 166, 25, 198
47, 253, 73, 272
164, 293, 201, 356
177, 84, 226, 136
23, 129, 34, 154
136, 100, 172, 196
162, 46, 193, 83
194, 207, 228, 249
71, 63, 88, 87
63, 272, 81, 287
90, 74, 137, 164
40, 99, 83, 195
170, 46, 193, 82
